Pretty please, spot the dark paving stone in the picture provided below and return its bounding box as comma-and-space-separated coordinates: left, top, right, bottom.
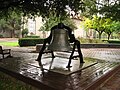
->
96, 68, 120, 90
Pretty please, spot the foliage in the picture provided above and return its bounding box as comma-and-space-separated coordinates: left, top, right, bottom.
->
78, 37, 105, 44
83, 16, 120, 40
104, 20, 120, 40
83, 16, 106, 39
6, 11, 22, 38
25, 35, 40, 38
22, 28, 28, 37
0, 0, 85, 19
0, 19, 8, 32
82, 17, 92, 31
39, 13, 77, 35
92, 16, 107, 39
0, 34, 3, 38
0, 0, 119, 22
18, 38, 44, 47
0, 11, 22, 38
107, 40, 120, 44
97, 0, 120, 21
113, 21, 120, 33
0, 72, 37, 90
81, 0, 97, 18
80, 0, 120, 21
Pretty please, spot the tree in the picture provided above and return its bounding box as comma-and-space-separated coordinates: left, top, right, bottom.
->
83, 16, 106, 39
22, 28, 28, 37
39, 12, 77, 38
104, 19, 115, 40
0, 11, 22, 38
0, 19, 8, 33
81, 0, 98, 18
6, 11, 21, 38
104, 21, 120, 40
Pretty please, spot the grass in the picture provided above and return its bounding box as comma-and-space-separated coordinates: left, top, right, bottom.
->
0, 42, 19, 47
0, 72, 37, 90
78, 37, 106, 44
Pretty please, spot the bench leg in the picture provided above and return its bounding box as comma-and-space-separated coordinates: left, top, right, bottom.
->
9, 53, 11, 56
2, 54, 4, 59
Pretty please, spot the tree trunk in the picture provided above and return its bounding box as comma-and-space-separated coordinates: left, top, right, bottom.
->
98, 33, 102, 39
11, 29, 15, 38
107, 34, 111, 40
10, 30, 12, 38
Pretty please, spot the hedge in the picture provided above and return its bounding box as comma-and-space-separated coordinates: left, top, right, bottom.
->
78, 37, 105, 44
0, 34, 3, 38
107, 40, 120, 44
18, 38, 44, 47
25, 35, 40, 38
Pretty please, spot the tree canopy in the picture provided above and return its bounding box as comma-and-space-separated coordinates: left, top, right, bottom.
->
0, 0, 119, 21
0, 11, 22, 37
0, 0, 85, 19
83, 15, 107, 39
83, 15, 120, 40
97, 0, 120, 21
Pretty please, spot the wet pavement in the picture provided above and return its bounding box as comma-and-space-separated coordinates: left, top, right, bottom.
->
82, 48, 120, 62
0, 46, 120, 89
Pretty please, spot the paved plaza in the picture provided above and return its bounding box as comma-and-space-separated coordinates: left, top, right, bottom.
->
1, 38, 120, 90
1, 46, 120, 90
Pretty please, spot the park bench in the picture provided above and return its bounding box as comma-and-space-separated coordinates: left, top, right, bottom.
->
0, 46, 11, 59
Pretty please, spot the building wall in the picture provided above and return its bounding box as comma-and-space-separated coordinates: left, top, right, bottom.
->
72, 19, 86, 38
25, 17, 49, 38
27, 19, 36, 35
35, 17, 43, 36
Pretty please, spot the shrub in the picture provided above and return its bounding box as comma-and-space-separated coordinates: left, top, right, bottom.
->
78, 37, 105, 44
107, 40, 120, 44
0, 34, 3, 38
22, 28, 28, 37
25, 35, 40, 38
18, 38, 44, 47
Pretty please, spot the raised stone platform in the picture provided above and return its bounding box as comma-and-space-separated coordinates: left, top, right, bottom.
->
36, 44, 120, 52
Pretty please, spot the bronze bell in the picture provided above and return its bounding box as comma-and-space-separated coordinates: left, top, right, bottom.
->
48, 29, 72, 51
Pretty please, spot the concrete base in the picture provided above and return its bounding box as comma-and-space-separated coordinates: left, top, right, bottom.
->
36, 44, 120, 52
36, 44, 49, 52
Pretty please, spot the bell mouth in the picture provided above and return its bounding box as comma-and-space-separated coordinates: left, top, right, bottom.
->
48, 45, 72, 52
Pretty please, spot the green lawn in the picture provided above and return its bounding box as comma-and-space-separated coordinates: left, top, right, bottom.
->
0, 42, 19, 47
